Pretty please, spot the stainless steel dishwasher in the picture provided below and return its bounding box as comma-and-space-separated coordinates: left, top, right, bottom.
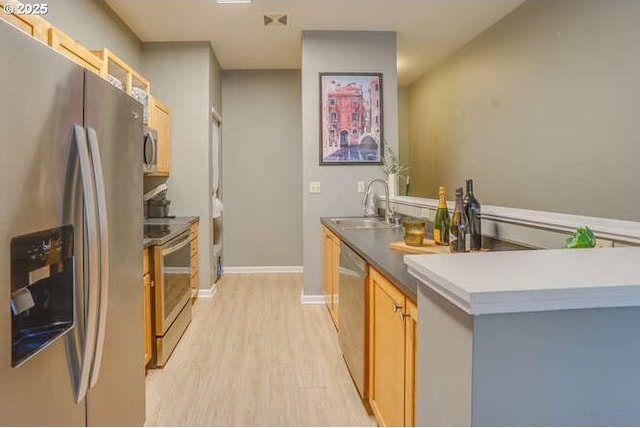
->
338, 241, 368, 399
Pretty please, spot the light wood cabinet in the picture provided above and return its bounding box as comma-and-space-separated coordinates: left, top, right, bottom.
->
368, 267, 417, 427
321, 226, 340, 328
0, 0, 50, 43
143, 249, 152, 367
47, 28, 103, 76
91, 48, 150, 95
148, 96, 171, 176
190, 221, 200, 297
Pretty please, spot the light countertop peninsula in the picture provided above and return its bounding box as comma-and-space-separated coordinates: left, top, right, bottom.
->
405, 247, 640, 315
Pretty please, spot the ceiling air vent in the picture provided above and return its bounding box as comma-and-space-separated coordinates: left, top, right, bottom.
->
263, 13, 289, 28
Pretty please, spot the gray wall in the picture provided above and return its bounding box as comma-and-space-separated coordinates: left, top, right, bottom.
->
472, 307, 640, 426
24, 0, 141, 69
142, 42, 220, 289
302, 31, 398, 297
221, 70, 302, 267
407, 0, 640, 221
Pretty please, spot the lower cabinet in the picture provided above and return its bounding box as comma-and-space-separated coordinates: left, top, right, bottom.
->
368, 267, 417, 427
143, 248, 152, 367
321, 226, 340, 328
190, 221, 200, 297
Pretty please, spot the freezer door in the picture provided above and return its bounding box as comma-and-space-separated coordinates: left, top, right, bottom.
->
0, 21, 86, 426
83, 72, 145, 426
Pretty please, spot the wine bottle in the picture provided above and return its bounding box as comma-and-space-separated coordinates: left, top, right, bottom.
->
433, 186, 450, 246
450, 187, 469, 253
463, 179, 482, 250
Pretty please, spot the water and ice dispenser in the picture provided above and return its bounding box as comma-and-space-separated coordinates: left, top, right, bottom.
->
10, 226, 75, 367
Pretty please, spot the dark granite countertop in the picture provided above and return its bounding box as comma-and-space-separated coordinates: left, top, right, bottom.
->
321, 216, 533, 303
143, 216, 200, 248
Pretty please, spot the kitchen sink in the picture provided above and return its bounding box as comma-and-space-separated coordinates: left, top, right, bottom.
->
332, 217, 393, 229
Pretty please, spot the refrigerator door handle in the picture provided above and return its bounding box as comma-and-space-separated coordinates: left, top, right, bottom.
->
86, 127, 110, 388
72, 125, 101, 404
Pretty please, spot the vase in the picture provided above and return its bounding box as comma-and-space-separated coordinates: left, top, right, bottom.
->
387, 173, 399, 197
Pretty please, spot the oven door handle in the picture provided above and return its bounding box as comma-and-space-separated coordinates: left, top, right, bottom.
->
162, 233, 192, 256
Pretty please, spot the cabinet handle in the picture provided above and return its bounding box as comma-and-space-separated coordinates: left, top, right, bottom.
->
399, 311, 409, 320
132, 111, 140, 121
150, 280, 155, 288
391, 301, 403, 313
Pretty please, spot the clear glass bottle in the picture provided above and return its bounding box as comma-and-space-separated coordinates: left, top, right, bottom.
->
463, 179, 482, 250
433, 186, 450, 246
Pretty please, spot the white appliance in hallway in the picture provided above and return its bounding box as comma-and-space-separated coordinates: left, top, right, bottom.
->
211, 113, 223, 282
0, 21, 145, 425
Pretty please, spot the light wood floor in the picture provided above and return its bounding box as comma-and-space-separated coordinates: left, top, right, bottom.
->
144, 273, 377, 427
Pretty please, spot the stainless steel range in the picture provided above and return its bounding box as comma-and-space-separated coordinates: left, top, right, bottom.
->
145, 225, 193, 367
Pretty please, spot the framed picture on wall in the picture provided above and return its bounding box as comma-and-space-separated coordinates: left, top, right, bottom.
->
319, 72, 383, 165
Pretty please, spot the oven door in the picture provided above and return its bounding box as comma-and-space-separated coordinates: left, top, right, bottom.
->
155, 231, 192, 335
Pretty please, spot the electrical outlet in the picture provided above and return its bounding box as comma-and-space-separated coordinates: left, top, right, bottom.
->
309, 182, 322, 194
594, 238, 613, 248
420, 208, 430, 218
357, 181, 365, 193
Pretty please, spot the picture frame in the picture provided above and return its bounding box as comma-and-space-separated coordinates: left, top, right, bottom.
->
319, 72, 383, 165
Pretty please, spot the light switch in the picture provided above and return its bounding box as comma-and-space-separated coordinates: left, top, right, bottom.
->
420, 208, 430, 219
309, 182, 322, 194
357, 181, 365, 193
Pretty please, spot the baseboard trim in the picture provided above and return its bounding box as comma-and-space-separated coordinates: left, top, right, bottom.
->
301, 293, 325, 305
223, 266, 303, 274
196, 282, 218, 298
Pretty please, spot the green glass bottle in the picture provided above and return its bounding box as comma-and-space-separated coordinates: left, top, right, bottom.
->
433, 186, 450, 246
450, 187, 470, 253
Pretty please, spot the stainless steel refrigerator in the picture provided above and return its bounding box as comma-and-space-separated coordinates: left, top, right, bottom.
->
0, 21, 145, 426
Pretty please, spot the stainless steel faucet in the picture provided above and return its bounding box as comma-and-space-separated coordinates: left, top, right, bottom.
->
362, 178, 395, 224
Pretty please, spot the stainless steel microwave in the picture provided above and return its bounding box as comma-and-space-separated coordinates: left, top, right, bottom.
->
143, 127, 158, 174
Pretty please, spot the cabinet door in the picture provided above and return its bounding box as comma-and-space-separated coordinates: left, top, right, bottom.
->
143, 273, 152, 367
322, 227, 331, 305
404, 299, 417, 427
190, 221, 199, 295
321, 227, 338, 327
0, 1, 50, 43
369, 268, 407, 427
149, 96, 171, 176
330, 233, 340, 326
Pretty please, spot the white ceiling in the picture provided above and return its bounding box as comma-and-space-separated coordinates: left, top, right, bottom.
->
105, 0, 524, 86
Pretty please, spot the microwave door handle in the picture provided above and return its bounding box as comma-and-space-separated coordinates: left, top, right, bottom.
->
149, 131, 157, 166
86, 127, 110, 388
71, 125, 100, 404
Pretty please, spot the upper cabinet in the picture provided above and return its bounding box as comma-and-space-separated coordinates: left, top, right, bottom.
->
0, 0, 49, 43
48, 28, 103, 76
2, 0, 171, 175
149, 96, 171, 176
91, 48, 151, 96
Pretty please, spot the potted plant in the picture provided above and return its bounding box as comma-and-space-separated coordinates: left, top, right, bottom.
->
382, 141, 410, 197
